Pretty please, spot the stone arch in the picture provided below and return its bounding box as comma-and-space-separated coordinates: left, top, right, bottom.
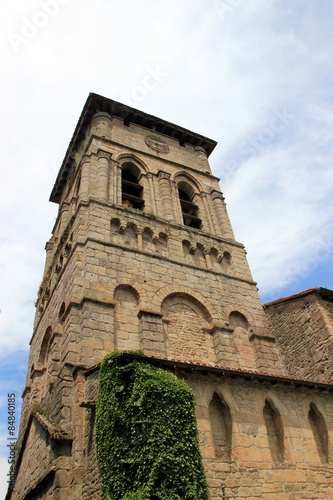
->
113, 285, 140, 351
174, 173, 203, 230
308, 402, 329, 463
224, 305, 254, 329
111, 279, 147, 309
229, 311, 249, 330
156, 231, 168, 255
121, 163, 144, 210
161, 292, 215, 364
116, 153, 149, 174
172, 171, 203, 193
155, 285, 218, 322
203, 385, 239, 413
182, 239, 193, 256
209, 392, 232, 461
142, 226, 155, 252
263, 397, 285, 462
114, 284, 139, 302
39, 327, 52, 366
227, 310, 256, 370
122, 222, 138, 248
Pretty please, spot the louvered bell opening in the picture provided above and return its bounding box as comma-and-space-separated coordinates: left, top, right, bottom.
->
179, 189, 202, 229
121, 169, 144, 210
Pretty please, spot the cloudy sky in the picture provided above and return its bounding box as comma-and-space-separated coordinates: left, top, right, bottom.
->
1, 0, 333, 494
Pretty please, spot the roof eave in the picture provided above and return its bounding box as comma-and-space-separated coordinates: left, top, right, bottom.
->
49, 93, 218, 204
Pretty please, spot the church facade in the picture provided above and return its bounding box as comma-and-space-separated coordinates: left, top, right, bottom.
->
8, 94, 333, 499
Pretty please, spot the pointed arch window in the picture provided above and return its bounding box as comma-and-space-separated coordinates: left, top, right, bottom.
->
121, 163, 144, 210
263, 399, 284, 462
178, 183, 202, 229
209, 392, 232, 461
39, 327, 52, 366
308, 403, 329, 463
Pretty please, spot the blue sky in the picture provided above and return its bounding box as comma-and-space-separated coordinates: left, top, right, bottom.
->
1, 0, 333, 495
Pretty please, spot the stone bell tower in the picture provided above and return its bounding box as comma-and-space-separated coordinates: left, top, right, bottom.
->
10, 93, 298, 499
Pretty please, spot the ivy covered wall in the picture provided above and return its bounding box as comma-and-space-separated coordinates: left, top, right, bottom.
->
96, 352, 208, 500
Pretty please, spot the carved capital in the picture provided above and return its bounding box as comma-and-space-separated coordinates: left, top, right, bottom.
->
45, 241, 54, 252
81, 154, 90, 165
97, 149, 111, 161
211, 190, 224, 201
158, 170, 171, 180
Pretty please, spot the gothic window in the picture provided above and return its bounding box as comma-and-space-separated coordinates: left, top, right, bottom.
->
39, 327, 52, 366
263, 399, 284, 462
308, 403, 329, 463
178, 183, 202, 229
209, 392, 232, 461
121, 163, 144, 210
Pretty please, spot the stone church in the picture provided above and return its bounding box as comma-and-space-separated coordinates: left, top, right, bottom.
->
7, 93, 333, 499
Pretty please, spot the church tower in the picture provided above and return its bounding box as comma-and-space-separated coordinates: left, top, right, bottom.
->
9, 94, 333, 499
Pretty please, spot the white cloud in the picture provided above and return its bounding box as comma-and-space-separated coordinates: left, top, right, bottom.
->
0, 0, 332, 344
0, 1, 333, 489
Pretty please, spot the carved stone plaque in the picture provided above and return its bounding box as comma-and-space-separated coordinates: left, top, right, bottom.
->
145, 135, 170, 154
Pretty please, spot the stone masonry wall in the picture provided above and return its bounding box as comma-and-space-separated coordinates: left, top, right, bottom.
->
14, 102, 333, 500
266, 294, 333, 383
83, 366, 333, 500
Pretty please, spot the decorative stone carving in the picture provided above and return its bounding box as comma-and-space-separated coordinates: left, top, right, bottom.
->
145, 135, 170, 154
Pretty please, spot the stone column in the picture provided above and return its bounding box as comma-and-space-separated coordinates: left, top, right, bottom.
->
116, 164, 122, 206
201, 193, 216, 235
204, 249, 212, 270
147, 172, 157, 214
58, 201, 70, 235
211, 191, 234, 239
195, 146, 211, 173
90, 112, 112, 140
79, 155, 91, 202
137, 229, 143, 251
158, 171, 174, 220
153, 173, 162, 218
172, 181, 183, 224
97, 149, 111, 202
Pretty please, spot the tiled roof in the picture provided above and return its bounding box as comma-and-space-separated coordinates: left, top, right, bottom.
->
85, 351, 333, 390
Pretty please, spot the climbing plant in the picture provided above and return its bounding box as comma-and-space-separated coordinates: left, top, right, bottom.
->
96, 352, 209, 500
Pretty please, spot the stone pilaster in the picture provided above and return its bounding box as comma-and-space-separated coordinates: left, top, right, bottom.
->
211, 190, 234, 239
97, 149, 111, 202
158, 171, 174, 220
79, 155, 91, 202
138, 310, 166, 357
211, 324, 239, 369
147, 172, 157, 214
201, 193, 216, 235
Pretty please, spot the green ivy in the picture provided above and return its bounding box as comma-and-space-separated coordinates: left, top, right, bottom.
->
96, 352, 209, 500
